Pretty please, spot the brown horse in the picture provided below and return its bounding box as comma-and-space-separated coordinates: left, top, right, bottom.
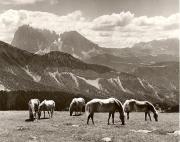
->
85, 98, 125, 125
123, 99, 158, 121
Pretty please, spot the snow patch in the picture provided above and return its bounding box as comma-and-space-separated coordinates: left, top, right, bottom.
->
170, 82, 176, 90
147, 83, 154, 90
137, 78, 145, 89
23, 66, 41, 82
35, 47, 51, 55
7, 68, 16, 75
77, 76, 100, 89
49, 71, 62, 86
108, 77, 128, 93
72, 53, 81, 59
0, 84, 6, 91
49, 71, 79, 87
0, 82, 9, 91
53, 37, 63, 51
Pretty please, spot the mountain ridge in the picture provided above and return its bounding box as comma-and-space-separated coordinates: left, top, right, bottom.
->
1, 40, 178, 106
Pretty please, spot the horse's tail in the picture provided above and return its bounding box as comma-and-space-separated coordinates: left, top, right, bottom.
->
85, 103, 90, 116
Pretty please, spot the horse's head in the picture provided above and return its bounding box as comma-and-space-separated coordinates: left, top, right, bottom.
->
69, 101, 77, 116
38, 111, 41, 119
69, 105, 74, 116
37, 105, 42, 119
153, 112, 158, 121
70, 108, 73, 116
119, 112, 125, 125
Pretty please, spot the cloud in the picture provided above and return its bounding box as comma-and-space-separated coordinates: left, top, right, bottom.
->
0, 9, 179, 48
0, 0, 45, 5
91, 11, 134, 31
90, 11, 180, 47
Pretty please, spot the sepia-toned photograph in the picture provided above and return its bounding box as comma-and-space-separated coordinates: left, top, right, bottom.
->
0, 0, 179, 141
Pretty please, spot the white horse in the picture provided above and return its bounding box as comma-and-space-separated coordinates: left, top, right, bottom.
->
38, 100, 55, 119
69, 98, 85, 116
85, 98, 125, 125
28, 99, 40, 120
123, 99, 158, 121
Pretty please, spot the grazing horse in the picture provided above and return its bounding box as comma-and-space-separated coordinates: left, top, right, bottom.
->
28, 99, 40, 120
123, 99, 158, 121
85, 98, 125, 125
38, 100, 55, 119
69, 98, 85, 116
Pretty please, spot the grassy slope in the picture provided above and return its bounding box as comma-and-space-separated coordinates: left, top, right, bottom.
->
0, 111, 179, 142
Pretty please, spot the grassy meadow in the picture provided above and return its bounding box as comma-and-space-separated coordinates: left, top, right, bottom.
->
0, 111, 179, 142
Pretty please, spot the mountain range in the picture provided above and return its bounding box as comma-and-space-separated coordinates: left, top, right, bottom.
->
0, 24, 178, 107
12, 25, 179, 73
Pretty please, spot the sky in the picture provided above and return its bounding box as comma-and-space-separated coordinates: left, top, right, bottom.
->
0, 0, 179, 48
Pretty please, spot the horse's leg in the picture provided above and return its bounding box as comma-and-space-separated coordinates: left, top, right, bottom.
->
108, 113, 111, 125
51, 109, 54, 118
145, 112, 147, 121
34, 112, 36, 120
112, 113, 115, 124
47, 111, 50, 118
127, 112, 129, 120
87, 114, 91, 124
29, 111, 31, 119
44, 111, 45, 118
91, 113, 94, 125
80, 107, 82, 115
148, 112, 151, 121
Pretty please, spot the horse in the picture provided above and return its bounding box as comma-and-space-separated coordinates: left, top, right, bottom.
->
38, 100, 55, 119
123, 99, 158, 121
28, 99, 40, 120
69, 98, 85, 116
85, 98, 125, 125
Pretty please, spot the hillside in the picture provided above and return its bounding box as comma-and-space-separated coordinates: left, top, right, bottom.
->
1, 41, 176, 105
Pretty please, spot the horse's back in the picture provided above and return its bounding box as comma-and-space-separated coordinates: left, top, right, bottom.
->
45, 100, 55, 108
125, 99, 155, 112
86, 98, 117, 112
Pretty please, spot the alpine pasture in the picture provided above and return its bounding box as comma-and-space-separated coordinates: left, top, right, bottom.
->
0, 111, 179, 142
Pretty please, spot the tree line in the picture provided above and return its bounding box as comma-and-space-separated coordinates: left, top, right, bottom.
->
0, 91, 91, 111
0, 90, 178, 112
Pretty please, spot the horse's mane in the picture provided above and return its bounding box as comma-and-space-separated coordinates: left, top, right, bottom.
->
147, 102, 158, 114
114, 98, 124, 113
